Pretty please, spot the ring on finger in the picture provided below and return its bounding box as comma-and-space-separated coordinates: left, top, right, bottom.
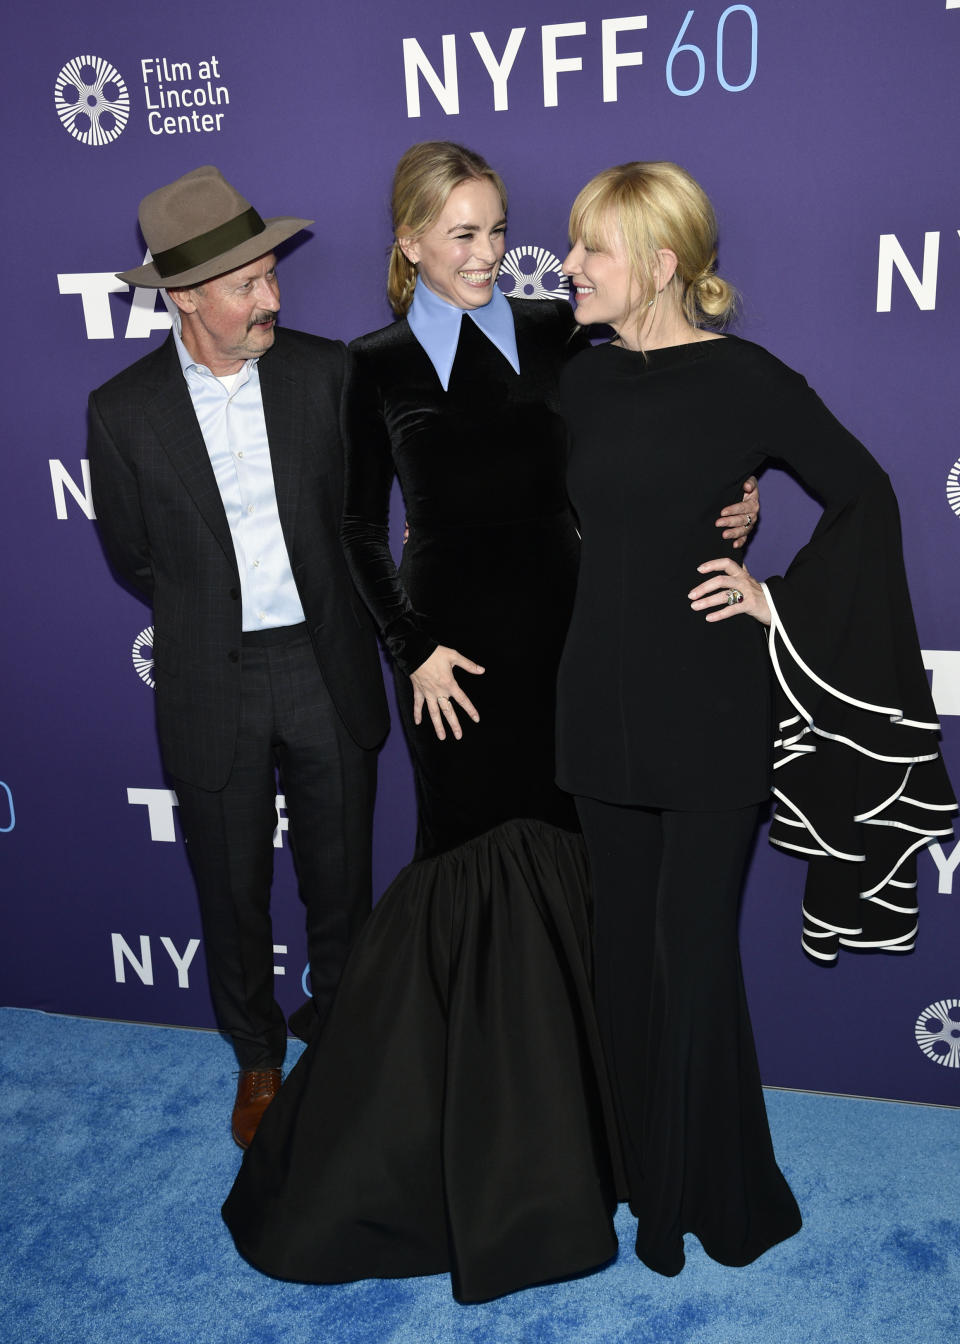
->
745, 514, 753, 528
725, 589, 744, 606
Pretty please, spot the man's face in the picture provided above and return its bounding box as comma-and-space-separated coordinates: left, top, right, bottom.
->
171, 252, 280, 373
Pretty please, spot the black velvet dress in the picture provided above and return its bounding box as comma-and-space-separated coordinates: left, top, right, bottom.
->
222, 299, 621, 1303
342, 299, 583, 855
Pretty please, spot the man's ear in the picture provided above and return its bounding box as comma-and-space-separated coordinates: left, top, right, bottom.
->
166, 285, 198, 315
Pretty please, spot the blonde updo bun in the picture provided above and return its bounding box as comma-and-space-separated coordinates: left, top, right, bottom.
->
692, 269, 738, 324
386, 141, 508, 317
568, 161, 738, 330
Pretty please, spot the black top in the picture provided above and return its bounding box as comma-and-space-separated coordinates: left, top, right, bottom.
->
557, 335, 824, 808
557, 335, 955, 956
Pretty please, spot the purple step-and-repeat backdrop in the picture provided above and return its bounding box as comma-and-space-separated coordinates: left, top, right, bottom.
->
1, 0, 957, 1105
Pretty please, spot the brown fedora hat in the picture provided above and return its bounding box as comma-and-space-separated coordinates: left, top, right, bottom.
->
117, 165, 313, 288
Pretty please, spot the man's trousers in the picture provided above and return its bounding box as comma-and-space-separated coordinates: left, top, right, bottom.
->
173, 625, 378, 1069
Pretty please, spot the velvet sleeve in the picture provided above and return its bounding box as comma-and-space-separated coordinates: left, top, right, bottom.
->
339, 351, 438, 677
756, 363, 956, 962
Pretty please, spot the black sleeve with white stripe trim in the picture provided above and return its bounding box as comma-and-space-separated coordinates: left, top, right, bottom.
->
760, 468, 956, 963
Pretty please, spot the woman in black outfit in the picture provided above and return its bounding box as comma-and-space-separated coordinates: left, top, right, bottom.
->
557, 160, 956, 1278
222, 144, 758, 1302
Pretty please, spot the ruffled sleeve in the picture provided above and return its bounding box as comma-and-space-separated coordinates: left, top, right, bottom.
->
340, 347, 438, 677
756, 365, 956, 962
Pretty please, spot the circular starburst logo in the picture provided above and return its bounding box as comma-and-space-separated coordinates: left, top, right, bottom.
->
915, 999, 960, 1068
498, 245, 569, 301
55, 56, 130, 146
132, 626, 155, 689
947, 457, 960, 520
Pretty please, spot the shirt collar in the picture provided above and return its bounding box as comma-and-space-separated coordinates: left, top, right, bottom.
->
406, 278, 520, 390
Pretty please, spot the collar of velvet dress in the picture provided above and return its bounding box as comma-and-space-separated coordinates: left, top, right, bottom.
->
406, 277, 521, 390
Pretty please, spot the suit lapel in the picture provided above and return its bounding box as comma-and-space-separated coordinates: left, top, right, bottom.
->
259, 337, 305, 554
144, 338, 236, 568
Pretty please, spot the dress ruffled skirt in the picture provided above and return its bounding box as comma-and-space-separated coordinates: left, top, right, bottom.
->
222, 818, 620, 1303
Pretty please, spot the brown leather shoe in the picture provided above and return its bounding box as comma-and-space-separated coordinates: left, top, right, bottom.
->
231, 1068, 282, 1149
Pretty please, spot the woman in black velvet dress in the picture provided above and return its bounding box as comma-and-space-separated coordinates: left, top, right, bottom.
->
556, 161, 956, 1279
222, 143, 757, 1303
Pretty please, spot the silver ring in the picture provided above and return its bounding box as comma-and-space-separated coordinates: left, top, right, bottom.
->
745, 514, 753, 528
725, 589, 743, 606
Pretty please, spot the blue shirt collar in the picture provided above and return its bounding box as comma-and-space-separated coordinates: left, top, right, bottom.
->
171, 313, 258, 381
406, 279, 520, 390
171, 313, 200, 376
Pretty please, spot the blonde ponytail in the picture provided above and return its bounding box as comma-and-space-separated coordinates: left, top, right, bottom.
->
388, 242, 418, 317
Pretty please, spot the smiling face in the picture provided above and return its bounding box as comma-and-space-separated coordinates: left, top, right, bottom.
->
562, 218, 643, 336
169, 251, 281, 374
400, 178, 506, 310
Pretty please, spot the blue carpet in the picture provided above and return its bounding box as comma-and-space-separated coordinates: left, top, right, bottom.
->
1, 1007, 957, 1344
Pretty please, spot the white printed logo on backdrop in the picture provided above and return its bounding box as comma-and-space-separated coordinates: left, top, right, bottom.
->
402, 12, 758, 117
54, 56, 130, 146
947, 457, 960, 519
127, 786, 291, 850
110, 932, 289, 988
140, 56, 231, 137
915, 1000, 960, 1068
132, 627, 155, 689
498, 246, 569, 301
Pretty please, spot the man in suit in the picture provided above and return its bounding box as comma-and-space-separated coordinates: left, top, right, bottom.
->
89, 166, 389, 1147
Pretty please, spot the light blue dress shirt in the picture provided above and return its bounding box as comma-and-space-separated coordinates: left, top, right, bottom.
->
406, 279, 521, 390
172, 318, 305, 632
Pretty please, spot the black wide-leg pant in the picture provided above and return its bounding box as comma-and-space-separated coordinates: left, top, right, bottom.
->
575, 797, 802, 1275
173, 627, 377, 1070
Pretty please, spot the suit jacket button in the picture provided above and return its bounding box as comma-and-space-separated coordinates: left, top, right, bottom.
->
228, 650, 239, 663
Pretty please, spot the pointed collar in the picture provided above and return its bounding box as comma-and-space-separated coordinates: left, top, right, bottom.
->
406, 279, 520, 390
170, 312, 258, 382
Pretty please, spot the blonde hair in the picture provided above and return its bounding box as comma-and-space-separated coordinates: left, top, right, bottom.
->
568, 161, 737, 328
387, 141, 508, 316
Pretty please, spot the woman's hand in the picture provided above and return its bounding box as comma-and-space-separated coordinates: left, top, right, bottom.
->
411, 646, 485, 740
689, 556, 770, 625
715, 476, 759, 550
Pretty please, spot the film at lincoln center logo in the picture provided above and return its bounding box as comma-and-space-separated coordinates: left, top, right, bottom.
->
947, 456, 960, 519
915, 999, 960, 1069
132, 626, 155, 689
55, 56, 130, 146
498, 246, 569, 301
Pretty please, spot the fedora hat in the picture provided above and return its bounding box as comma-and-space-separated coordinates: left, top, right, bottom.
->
117, 165, 313, 288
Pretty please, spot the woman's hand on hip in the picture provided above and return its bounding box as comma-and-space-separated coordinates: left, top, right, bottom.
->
411, 646, 485, 740
715, 475, 759, 550
688, 557, 770, 625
